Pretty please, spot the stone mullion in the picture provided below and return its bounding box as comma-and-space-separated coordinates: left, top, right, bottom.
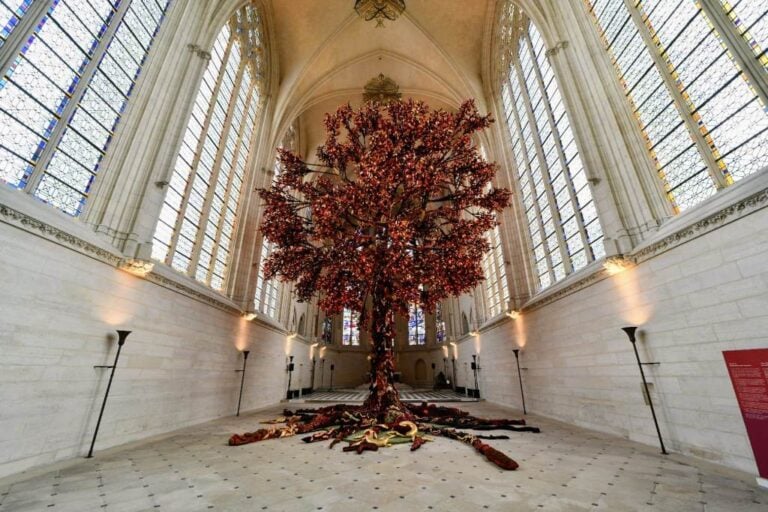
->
521, 33, 574, 276
527, 33, 594, 263
166, 34, 235, 268
202, 70, 251, 288
505, 66, 555, 291
516, 55, 569, 283
81, 1, 205, 258
623, 0, 728, 190
0, 0, 54, 84
699, 0, 768, 107
25, 0, 132, 194
188, 50, 246, 283
208, 82, 255, 293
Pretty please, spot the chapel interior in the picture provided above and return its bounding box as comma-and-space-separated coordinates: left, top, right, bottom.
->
1, 0, 768, 511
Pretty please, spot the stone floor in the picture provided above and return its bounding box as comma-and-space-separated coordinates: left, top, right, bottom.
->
0, 401, 765, 512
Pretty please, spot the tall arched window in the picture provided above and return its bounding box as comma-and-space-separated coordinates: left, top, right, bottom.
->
499, 4, 605, 291
152, 3, 264, 291
408, 303, 425, 345
342, 308, 359, 346
585, 1, 768, 212
481, 225, 510, 317
0, 0, 170, 215
253, 124, 297, 317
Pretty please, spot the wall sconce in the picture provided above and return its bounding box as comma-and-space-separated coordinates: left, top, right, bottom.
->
88, 330, 131, 458
286, 355, 295, 400
287, 332, 298, 340
243, 312, 257, 321
622, 326, 667, 455
118, 259, 154, 277
512, 348, 526, 414
506, 309, 521, 320
604, 255, 633, 275
234, 350, 250, 416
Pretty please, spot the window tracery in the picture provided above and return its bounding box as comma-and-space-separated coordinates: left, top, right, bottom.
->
498, 3, 605, 291
0, 0, 170, 215
585, 0, 768, 212
152, 2, 265, 291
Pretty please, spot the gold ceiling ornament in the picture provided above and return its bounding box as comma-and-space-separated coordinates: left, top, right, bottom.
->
354, 0, 405, 27
363, 74, 402, 103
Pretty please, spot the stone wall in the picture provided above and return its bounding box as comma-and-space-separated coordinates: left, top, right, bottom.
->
0, 218, 289, 478
453, 203, 768, 475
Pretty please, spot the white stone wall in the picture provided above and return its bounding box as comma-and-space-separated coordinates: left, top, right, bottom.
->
454, 204, 768, 475
0, 222, 289, 479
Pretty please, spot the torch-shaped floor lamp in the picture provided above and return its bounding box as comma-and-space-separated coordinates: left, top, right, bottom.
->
512, 348, 527, 414
235, 350, 250, 416
622, 326, 667, 455
88, 330, 131, 458
286, 356, 295, 400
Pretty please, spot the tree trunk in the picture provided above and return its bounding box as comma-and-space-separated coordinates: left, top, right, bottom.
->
362, 285, 412, 423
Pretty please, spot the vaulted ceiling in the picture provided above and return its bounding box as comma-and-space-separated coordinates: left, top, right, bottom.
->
265, 0, 494, 155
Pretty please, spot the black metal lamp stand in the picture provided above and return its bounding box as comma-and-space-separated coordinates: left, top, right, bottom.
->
310, 357, 316, 393
235, 350, 250, 416
451, 357, 457, 390
329, 363, 335, 391
88, 330, 131, 458
320, 358, 325, 390
512, 348, 527, 414
471, 354, 481, 400
622, 326, 667, 455
286, 356, 295, 400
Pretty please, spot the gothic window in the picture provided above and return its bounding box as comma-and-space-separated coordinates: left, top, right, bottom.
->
407, 303, 425, 345
481, 225, 510, 317
0, 0, 170, 215
435, 302, 446, 344
498, 3, 605, 292
585, 0, 768, 212
152, 3, 264, 292
342, 308, 359, 346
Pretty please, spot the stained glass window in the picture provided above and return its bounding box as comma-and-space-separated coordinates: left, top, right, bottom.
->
435, 302, 446, 344
408, 303, 426, 345
481, 225, 510, 317
342, 308, 359, 346
0, 1, 33, 49
152, 3, 265, 292
321, 317, 332, 344
585, 0, 768, 212
499, 4, 605, 291
0, 0, 169, 215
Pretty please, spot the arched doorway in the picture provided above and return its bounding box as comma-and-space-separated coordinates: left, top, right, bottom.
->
414, 359, 427, 385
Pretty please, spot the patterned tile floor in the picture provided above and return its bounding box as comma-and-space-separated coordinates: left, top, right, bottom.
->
298, 389, 476, 403
0, 401, 765, 511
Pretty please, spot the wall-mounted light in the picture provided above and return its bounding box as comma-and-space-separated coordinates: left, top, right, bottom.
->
604, 255, 634, 275
235, 350, 250, 416
117, 259, 154, 277
88, 330, 131, 458
621, 326, 667, 455
506, 309, 521, 320
243, 312, 257, 321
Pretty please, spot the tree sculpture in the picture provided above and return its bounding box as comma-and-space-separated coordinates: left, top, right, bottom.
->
230, 99, 539, 469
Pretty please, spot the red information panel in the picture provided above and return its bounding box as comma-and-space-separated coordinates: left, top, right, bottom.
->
723, 348, 768, 479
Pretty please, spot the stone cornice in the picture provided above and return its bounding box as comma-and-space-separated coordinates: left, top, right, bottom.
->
0, 196, 246, 317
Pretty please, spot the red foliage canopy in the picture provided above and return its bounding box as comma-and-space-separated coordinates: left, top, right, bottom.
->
259, 99, 510, 323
